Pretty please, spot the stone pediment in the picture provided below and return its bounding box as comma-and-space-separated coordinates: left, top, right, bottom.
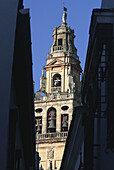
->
47, 58, 64, 66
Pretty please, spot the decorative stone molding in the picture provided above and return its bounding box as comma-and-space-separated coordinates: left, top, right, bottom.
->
47, 148, 54, 159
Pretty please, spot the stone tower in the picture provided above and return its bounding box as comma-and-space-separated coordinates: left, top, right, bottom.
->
35, 8, 82, 170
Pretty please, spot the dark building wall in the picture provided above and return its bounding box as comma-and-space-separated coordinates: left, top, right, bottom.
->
11, 8, 35, 170
101, 0, 114, 9
0, 1, 19, 169
0, 1, 36, 169
82, 9, 114, 170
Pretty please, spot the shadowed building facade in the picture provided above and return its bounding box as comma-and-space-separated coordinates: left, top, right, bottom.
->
82, 7, 114, 170
0, 0, 36, 170
35, 9, 82, 170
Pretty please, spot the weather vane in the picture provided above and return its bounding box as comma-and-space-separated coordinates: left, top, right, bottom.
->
63, 0, 67, 12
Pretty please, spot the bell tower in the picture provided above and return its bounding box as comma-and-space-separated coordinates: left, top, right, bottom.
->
35, 7, 82, 170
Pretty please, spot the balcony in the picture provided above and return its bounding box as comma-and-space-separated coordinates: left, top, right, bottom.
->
36, 132, 68, 140
53, 45, 64, 52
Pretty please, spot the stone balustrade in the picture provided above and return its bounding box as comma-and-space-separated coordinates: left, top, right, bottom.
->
53, 45, 64, 52
34, 92, 75, 102
36, 132, 68, 140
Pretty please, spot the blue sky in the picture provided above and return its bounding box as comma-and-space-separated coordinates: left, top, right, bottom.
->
23, 0, 101, 92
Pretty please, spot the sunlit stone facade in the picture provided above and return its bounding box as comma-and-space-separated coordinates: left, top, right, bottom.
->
35, 9, 82, 170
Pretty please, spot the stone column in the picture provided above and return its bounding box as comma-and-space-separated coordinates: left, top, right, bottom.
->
56, 107, 61, 132
42, 113, 47, 134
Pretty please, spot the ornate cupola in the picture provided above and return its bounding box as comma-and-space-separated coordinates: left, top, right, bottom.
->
38, 8, 82, 95
49, 9, 78, 59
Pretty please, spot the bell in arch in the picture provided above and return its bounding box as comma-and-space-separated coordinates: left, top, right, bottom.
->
37, 125, 41, 133
62, 115, 68, 129
48, 119, 56, 129
62, 121, 68, 128
48, 110, 56, 129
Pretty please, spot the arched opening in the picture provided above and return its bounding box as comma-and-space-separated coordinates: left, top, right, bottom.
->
35, 116, 42, 134
53, 73, 61, 87
47, 107, 56, 133
61, 114, 68, 132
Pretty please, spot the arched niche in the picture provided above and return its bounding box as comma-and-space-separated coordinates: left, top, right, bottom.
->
53, 73, 61, 87
47, 107, 56, 133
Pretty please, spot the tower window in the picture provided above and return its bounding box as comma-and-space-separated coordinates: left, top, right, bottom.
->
47, 107, 56, 133
36, 117, 42, 134
61, 114, 68, 132
58, 39, 62, 46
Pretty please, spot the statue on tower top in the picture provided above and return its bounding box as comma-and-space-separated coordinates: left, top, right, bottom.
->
62, 7, 67, 24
